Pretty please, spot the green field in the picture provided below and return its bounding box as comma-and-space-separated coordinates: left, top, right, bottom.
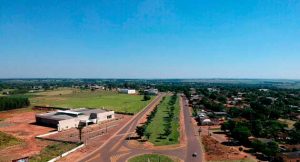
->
0, 131, 23, 149
128, 154, 174, 162
29, 89, 154, 114
145, 95, 180, 146
30, 142, 79, 162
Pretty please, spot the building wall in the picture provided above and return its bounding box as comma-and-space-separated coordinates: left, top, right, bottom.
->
96, 111, 115, 123
58, 116, 88, 131
57, 111, 115, 131
127, 90, 136, 94
118, 89, 136, 94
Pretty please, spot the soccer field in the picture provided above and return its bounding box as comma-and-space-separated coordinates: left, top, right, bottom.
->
30, 89, 154, 114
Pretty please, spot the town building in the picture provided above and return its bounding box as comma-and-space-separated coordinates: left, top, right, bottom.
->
281, 151, 300, 162
36, 108, 114, 131
144, 88, 159, 95
118, 88, 136, 94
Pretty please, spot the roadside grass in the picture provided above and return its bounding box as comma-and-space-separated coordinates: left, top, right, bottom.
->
145, 95, 180, 146
209, 158, 256, 162
29, 89, 154, 114
0, 131, 23, 149
29, 142, 79, 162
128, 154, 174, 162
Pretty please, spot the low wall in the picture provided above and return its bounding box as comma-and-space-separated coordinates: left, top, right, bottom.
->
33, 106, 70, 111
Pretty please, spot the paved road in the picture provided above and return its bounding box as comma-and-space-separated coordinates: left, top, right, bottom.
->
78, 94, 203, 162
181, 96, 203, 162
78, 93, 165, 162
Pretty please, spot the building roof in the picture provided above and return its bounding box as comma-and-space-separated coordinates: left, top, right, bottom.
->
36, 108, 110, 121
255, 138, 274, 143
213, 112, 227, 115
283, 151, 300, 159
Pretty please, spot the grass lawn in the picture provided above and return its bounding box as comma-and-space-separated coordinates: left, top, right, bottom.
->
145, 95, 180, 146
29, 142, 79, 162
0, 131, 23, 149
128, 154, 174, 162
29, 89, 154, 114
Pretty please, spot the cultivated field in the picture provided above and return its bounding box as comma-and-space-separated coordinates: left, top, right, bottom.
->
30, 88, 154, 114
145, 95, 180, 146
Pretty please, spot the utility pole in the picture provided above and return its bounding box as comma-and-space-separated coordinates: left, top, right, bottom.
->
208, 126, 210, 136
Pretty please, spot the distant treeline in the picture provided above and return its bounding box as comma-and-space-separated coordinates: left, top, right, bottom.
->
0, 96, 30, 111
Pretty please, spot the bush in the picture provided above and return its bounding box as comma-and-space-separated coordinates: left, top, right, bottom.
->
143, 95, 151, 101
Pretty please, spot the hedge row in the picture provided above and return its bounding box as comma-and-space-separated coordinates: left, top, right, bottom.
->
0, 96, 30, 111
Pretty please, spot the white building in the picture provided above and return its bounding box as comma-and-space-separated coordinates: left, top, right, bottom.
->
36, 109, 115, 131
201, 119, 212, 125
144, 88, 159, 95
118, 88, 136, 94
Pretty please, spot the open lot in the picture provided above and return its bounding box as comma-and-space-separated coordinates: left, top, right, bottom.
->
145, 95, 180, 146
30, 89, 154, 114
0, 108, 55, 161
202, 135, 250, 161
0, 131, 23, 149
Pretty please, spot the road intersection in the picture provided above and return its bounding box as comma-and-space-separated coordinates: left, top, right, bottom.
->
78, 94, 203, 162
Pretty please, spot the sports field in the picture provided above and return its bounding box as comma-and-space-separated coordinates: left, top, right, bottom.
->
29, 89, 154, 114
145, 95, 180, 146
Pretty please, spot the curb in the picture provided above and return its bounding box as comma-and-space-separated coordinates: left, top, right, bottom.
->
48, 144, 85, 162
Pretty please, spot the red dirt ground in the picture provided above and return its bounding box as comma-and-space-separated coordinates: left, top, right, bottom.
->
0, 108, 55, 161
202, 135, 249, 161
57, 114, 132, 162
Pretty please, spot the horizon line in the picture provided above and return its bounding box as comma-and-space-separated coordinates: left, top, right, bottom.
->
0, 77, 300, 81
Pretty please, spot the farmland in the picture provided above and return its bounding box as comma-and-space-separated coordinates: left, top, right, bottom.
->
29, 88, 154, 114
144, 95, 180, 146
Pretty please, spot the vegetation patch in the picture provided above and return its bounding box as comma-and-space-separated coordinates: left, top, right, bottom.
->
30, 90, 154, 114
0, 131, 23, 149
137, 94, 180, 146
0, 96, 30, 111
128, 154, 174, 162
29, 142, 79, 162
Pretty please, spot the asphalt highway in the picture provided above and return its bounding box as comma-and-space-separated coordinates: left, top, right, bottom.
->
78, 94, 203, 162
78, 93, 165, 162
181, 96, 203, 162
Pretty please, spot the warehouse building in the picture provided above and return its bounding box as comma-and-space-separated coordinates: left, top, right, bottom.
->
36, 108, 114, 131
118, 88, 136, 94
144, 88, 159, 95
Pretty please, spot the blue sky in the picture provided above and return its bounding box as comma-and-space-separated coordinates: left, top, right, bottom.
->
1, 0, 300, 79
